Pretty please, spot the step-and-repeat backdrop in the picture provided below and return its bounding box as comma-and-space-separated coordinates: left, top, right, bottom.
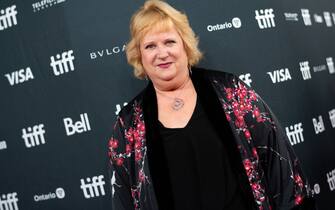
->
1, 0, 334, 209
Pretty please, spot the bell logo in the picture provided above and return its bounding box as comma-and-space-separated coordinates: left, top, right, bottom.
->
327, 169, 335, 191
50, 50, 75, 76
63, 113, 91, 136
239, 73, 252, 87
80, 175, 106, 199
22, 124, 46, 148
0, 140, 7, 150
326, 57, 335, 74
312, 115, 325, 134
0, 5, 18, 31
255, 8, 276, 29
324, 12, 333, 27
285, 123, 304, 146
299, 61, 312, 80
301, 9, 312, 26
329, 109, 335, 128
267, 68, 292, 83
4, 67, 34, 86
0, 192, 19, 210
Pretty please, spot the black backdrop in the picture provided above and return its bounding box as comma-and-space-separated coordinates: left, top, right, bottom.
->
1, 0, 335, 209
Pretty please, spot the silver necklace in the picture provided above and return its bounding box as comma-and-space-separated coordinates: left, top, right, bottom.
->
156, 77, 190, 111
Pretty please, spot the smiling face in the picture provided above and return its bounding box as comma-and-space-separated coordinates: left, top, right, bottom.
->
140, 26, 189, 90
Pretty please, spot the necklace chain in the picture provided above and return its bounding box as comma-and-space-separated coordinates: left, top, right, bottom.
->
156, 76, 190, 111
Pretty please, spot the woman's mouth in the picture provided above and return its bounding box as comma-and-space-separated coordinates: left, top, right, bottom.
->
157, 62, 172, 69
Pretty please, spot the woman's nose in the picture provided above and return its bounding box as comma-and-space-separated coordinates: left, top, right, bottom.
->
157, 46, 169, 59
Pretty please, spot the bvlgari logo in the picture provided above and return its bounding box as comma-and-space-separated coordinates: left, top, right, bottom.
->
90, 44, 126, 60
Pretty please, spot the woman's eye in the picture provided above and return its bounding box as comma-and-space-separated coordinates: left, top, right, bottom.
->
166, 40, 176, 45
145, 44, 155, 49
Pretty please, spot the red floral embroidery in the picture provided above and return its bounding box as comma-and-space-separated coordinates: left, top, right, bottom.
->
108, 102, 148, 210
215, 79, 273, 209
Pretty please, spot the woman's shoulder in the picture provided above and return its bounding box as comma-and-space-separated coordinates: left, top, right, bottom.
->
192, 66, 238, 84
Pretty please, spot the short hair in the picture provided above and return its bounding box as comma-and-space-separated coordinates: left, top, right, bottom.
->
126, 0, 203, 79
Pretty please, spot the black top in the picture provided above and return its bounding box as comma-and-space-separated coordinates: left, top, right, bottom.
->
158, 98, 249, 210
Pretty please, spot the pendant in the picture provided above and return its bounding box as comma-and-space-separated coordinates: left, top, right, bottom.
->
172, 98, 184, 111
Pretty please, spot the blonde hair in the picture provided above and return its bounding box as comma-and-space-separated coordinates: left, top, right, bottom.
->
126, 0, 203, 79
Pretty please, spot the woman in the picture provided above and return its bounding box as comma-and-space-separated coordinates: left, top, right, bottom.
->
108, 1, 316, 209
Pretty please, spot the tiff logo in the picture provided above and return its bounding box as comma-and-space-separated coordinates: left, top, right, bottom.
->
312, 115, 325, 134
115, 103, 128, 115
4, 67, 34, 86
0, 5, 18, 31
22, 124, 46, 148
64, 113, 91, 136
0, 192, 19, 210
326, 57, 335, 74
80, 175, 105, 199
255, 8, 276, 29
50, 50, 75, 76
329, 109, 335, 128
324, 12, 333, 27
239, 73, 252, 87
0, 141, 7, 150
301, 9, 312, 26
285, 123, 304, 146
267, 68, 292, 83
299, 61, 312, 80
327, 169, 335, 191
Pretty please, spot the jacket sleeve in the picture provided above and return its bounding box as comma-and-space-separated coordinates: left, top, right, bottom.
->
255, 96, 317, 210
108, 116, 135, 210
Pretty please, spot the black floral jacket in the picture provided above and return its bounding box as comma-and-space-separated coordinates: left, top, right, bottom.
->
107, 67, 316, 210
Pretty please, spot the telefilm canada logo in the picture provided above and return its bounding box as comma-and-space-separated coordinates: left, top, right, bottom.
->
0, 192, 19, 210
207, 17, 242, 32
4, 67, 34, 86
32, 0, 66, 12
255, 8, 276, 29
34, 187, 65, 202
284, 13, 299, 22
80, 175, 106, 199
0, 5, 18, 31
285, 122, 304, 146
